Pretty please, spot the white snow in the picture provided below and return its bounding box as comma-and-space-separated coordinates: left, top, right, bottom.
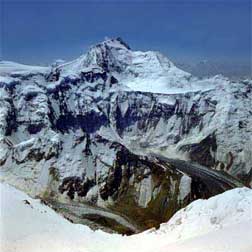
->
0, 61, 49, 76
0, 76, 17, 84
137, 176, 153, 207
1, 183, 251, 252
178, 174, 191, 201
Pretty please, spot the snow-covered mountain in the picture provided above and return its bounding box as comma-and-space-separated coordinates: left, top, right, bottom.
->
1, 182, 252, 252
51, 38, 194, 93
0, 37, 251, 232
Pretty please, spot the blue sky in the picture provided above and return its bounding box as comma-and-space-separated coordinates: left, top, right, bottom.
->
0, 0, 251, 65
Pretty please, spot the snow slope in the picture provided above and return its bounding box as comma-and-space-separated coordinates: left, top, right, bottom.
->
0, 61, 49, 76
1, 183, 251, 252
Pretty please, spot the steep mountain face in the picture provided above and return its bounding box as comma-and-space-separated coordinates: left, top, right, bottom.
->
0, 38, 251, 233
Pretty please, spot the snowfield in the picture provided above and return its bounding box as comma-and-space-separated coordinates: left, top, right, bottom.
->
0, 61, 49, 76
1, 182, 251, 252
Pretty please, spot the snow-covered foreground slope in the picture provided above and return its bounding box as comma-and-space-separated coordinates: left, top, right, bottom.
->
1, 183, 252, 252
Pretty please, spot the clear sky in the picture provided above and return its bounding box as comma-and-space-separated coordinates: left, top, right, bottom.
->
0, 0, 251, 66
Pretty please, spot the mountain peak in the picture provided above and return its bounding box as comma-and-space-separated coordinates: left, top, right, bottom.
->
98, 37, 131, 50
81, 37, 132, 73
51, 37, 194, 93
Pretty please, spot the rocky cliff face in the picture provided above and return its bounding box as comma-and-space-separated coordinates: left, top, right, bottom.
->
0, 38, 251, 233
